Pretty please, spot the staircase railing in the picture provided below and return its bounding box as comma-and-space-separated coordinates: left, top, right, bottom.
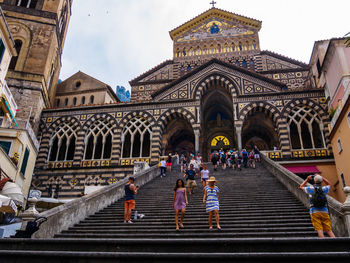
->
261, 154, 350, 237
24, 164, 160, 238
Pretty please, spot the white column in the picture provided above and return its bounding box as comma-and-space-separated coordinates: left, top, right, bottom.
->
236, 127, 242, 150
194, 129, 200, 154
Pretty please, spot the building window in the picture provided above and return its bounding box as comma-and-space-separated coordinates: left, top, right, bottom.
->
347, 112, 350, 127
249, 59, 255, 69
0, 39, 5, 64
122, 117, 152, 158
72, 97, 77, 106
64, 98, 68, 106
81, 96, 86, 105
20, 148, 30, 176
287, 106, 325, 150
235, 60, 240, 66
9, 40, 23, 70
48, 122, 77, 162
55, 99, 60, 107
242, 60, 247, 68
340, 173, 346, 187
0, 140, 12, 155
84, 119, 113, 160
337, 139, 342, 153
16, 0, 38, 8
316, 59, 322, 77
89, 95, 94, 104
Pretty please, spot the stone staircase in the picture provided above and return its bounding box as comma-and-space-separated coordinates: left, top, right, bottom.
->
1, 163, 350, 262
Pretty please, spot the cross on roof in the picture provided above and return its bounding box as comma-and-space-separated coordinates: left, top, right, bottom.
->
210, 1, 217, 8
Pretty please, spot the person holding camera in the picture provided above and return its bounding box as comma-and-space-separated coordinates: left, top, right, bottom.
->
299, 174, 335, 238
124, 176, 139, 223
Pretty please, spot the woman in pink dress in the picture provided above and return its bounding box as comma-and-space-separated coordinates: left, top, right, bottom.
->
173, 179, 188, 230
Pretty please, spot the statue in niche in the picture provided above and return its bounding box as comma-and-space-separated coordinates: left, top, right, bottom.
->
210, 23, 220, 34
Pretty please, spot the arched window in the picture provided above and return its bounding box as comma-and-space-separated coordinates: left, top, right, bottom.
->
235, 60, 240, 66
217, 44, 221, 53
72, 97, 77, 106
176, 48, 180, 57
242, 60, 247, 68
55, 99, 60, 107
16, 0, 37, 8
84, 119, 113, 160
48, 122, 77, 161
89, 95, 94, 104
81, 96, 86, 105
182, 48, 186, 56
122, 117, 152, 158
249, 59, 255, 69
64, 98, 68, 106
239, 42, 243, 51
9, 40, 23, 70
287, 106, 325, 149
187, 65, 191, 71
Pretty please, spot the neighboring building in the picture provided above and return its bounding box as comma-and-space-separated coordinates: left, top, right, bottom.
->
53, 71, 120, 108
32, 7, 334, 199
116, 86, 130, 102
310, 38, 350, 202
0, 0, 72, 133
0, 5, 38, 205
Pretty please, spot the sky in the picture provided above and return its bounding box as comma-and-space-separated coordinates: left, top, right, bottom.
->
59, 0, 350, 91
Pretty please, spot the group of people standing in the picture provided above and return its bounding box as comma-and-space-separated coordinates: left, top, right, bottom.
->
210, 146, 261, 171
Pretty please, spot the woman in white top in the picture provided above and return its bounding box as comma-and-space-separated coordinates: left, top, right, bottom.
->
190, 156, 198, 170
201, 164, 210, 189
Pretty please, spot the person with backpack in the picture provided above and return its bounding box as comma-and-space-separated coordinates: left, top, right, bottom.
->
211, 151, 218, 171
299, 174, 335, 238
241, 149, 249, 168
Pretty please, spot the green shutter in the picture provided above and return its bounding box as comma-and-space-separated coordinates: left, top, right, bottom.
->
0, 141, 11, 155
20, 148, 30, 176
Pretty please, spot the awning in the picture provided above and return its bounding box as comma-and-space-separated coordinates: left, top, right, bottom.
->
1, 97, 18, 127
285, 166, 320, 174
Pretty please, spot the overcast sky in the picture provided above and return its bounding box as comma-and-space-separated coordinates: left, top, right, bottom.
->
59, 0, 350, 91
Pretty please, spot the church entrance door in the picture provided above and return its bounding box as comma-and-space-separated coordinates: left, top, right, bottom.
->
201, 85, 235, 161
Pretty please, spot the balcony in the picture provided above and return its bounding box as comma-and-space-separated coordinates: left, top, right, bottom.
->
0, 80, 18, 117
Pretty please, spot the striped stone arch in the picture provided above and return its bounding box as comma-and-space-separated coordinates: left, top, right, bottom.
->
193, 73, 240, 101
237, 102, 281, 125
237, 102, 288, 152
115, 111, 156, 162
36, 116, 81, 168
80, 113, 119, 165
282, 99, 331, 151
157, 108, 197, 134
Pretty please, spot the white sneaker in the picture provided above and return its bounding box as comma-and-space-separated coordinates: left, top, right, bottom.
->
127, 220, 133, 224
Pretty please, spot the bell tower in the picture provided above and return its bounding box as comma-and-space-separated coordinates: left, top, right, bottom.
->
0, 0, 72, 132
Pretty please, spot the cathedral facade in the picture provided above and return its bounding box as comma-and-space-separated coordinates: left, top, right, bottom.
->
32, 8, 331, 198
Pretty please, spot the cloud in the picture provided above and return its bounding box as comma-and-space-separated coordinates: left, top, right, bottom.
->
60, 0, 350, 90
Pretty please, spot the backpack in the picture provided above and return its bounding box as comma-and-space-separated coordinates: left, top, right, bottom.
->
311, 186, 327, 208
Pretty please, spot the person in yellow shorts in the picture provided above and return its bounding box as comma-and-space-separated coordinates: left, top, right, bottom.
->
299, 174, 335, 238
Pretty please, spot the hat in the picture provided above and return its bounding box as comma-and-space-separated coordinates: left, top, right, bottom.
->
314, 175, 323, 183
207, 176, 217, 182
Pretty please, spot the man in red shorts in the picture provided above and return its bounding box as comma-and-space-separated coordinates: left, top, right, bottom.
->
124, 177, 139, 223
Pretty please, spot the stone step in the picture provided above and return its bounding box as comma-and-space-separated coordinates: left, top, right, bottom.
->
55, 231, 316, 239
1, 250, 349, 263
1, 238, 349, 253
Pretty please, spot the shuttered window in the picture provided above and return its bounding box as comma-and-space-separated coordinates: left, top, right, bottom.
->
20, 148, 30, 176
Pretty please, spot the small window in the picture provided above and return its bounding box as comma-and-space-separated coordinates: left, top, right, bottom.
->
72, 97, 77, 106
337, 139, 342, 153
187, 65, 191, 71
316, 59, 322, 77
235, 60, 240, 66
242, 60, 247, 68
75, 81, 81, 88
20, 148, 30, 177
9, 40, 23, 70
89, 95, 94, 104
0, 39, 5, 64
16, 0, 37, 8
340, 173, 346, 187
81, 96, 86, 104
0, 141, 12, 155
55, 99, 60, 107
64, 98, 69, 106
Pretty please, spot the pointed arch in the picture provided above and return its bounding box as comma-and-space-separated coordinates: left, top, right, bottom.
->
193, 73, 240, 100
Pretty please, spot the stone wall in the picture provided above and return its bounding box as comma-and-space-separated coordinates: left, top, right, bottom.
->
32, 164, 160, 238
261, 155, 348, 237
